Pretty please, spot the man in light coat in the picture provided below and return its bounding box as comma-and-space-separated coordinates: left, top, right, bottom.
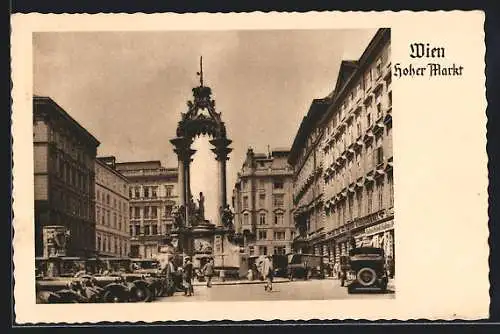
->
262, 256, 274, 292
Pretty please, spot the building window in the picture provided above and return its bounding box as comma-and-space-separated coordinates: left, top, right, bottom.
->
144, 225, 150, 235
144, 206, 150, 218
96, 207, 100, 223
129, 225, 134, 236
113, 198, 117, 209
243, 196, 249, 209
274, 246, 286, 255
376, 58, 382, 78
258, 230, 267, 240
274, 231, 285, 240
291, 231, 296, 240
243, 213, 249, 226
151, 186, 158, 198
249, 246, 255, 256
134, 224, 140, 236
152, 224, 158, 235
377, 181, 384, 210
273, 180, 284, 189
134, 187, 140, 198
376, 146, 384, 166
356, 191, 363, 217
97, 236, 101, 251
259, 213, 266, 225
348, 196, 354, 220
165, 186, 173, 197
151, 206, 158, 218
259, 179, 265, 189
134, 207, 140, 219
113, 213, 117, 228
388, 173, 394, 207
118, 215, 122, 230
144, 187, 149, 198
377, 103, 383, 119
273, 194, 284, 207
259, 246, 268, 255
106, 211, 110, 226
367, 186, 374, 213
106, 194, 110, 205
259, 194, 266, 208
274, 212, 284, 225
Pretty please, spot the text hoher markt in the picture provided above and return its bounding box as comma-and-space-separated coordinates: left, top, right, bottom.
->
393, 43, 464, 78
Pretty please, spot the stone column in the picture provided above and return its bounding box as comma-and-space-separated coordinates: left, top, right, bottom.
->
170, 137, 195, 225
177, 159, 185, 206
210, 138, 233, 226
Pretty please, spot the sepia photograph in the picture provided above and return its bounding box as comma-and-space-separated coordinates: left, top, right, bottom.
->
32, 27, 394, 303
12, 11, 488, 322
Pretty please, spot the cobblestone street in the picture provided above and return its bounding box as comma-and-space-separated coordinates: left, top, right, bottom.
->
156, 278, 395, 302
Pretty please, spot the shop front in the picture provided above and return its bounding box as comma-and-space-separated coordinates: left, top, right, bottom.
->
358, 219, 395, 277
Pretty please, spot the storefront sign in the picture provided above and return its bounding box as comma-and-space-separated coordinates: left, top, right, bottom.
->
364, 220, 394, 236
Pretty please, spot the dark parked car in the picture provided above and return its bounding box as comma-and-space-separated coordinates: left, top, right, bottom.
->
272, 255, 289, 278
35, 257, 107, 303
99, 258, 156, 302
130, 258, 168, 297
287, 254, 325, 280
345, 247, 389, 293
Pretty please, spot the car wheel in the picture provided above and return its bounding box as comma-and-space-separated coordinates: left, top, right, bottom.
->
132, 285, 152, 302
102, 290, 126, 303
356, 268, 377, 287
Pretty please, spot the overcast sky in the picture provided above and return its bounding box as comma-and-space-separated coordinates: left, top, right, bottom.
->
33, 29, 377, 222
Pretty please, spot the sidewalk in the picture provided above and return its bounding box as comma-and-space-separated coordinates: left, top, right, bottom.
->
192, 277, 290, 287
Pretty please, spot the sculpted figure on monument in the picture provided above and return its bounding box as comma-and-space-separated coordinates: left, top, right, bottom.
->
221, 204, 234, 228
172, 205, 185, 229
198, 192, 205, 220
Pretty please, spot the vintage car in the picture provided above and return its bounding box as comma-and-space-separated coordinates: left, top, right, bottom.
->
99, 257, 157, 302
271, 254, 289, 278
345, 247, 389, 293
287, 253, 325, 280
35, 257, 105, 303
130, 258, 167, 297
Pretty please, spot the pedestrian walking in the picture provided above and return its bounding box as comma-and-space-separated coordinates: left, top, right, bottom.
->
183, 257, 194, 296
202, 258, 215, 288
162, 256, 177, 295
262, 255, 274, 292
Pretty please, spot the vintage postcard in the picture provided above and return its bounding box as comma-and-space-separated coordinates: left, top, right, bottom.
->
11, 11, 488, 323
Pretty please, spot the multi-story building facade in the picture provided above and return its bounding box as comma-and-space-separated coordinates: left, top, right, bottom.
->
95, 156, 131, 257
33, 96, 100, 257
288, 99, 331, 254
290, 29, 394, 269
115, 161, 178, 258
232, 148, 295, 256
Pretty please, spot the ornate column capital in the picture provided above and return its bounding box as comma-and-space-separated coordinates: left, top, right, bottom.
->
170, 137, 196, 162
210, 137, 233, 161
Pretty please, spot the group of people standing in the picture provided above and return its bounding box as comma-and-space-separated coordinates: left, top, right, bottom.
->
163, 256, 216, 297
